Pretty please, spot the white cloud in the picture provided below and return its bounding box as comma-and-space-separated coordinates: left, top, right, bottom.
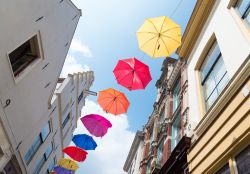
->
70, 39, 93, 58
60, 55, 90, 78
73, 100, 135, 174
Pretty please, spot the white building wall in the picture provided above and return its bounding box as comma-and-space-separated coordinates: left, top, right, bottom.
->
186, 0, 250, 130
0, 0, 81, 173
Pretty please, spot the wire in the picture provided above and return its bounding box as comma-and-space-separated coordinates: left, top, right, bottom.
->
170, 0, 184, 17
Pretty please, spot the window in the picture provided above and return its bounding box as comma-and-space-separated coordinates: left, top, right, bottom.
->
235, 145, 250, 174
47, 157, 56, 174
78, 91, 83, 104
157, 139, 164, 165
200, 41, 229, 110
159, 109, 165, 123
62, 103, 70, 117
171, 112, 181, 151
24, 122, 51, 165
44, 143, 53, 160
215, 163, 230, 174
172, 79, 181, 112
235, 0, 250, 24
146, 159, 151, 174
41, 123, 50, 141
33, 144, 53, 174
8, 35, 40, 77
33, 156, 45, 174
149, 131, 154, 154
62, 113, 70, 128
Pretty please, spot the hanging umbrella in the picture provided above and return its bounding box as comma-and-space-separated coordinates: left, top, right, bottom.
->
72, 134, 97, 150
80, 114, 112, 137
136, 16, 181, 58
113, 57, 152, 90
97, 88, 130, 115
57, 158, 79, 171
63, 146, 88, 162
53, 166, 72, 174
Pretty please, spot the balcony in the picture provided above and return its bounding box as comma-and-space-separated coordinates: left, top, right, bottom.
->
159, 136, 191, 174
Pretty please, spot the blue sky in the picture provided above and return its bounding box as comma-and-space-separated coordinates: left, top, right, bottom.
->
61, 0, 196, 173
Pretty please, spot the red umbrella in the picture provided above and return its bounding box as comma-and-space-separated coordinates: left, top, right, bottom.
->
63, 146, 88, 162
113, 57, 152, 90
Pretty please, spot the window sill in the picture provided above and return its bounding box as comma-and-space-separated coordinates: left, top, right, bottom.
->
12, 57, 42, 84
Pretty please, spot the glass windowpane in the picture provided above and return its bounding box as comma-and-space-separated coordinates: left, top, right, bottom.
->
204, 75, 216, 100
33, 156, 46, 174
215, 163, 230, 174
172, 80, 181, 112
206, 90, 218, 109
212, 57, 227, 84
157, 139, 164, 165
44, 143, 53, 160
201, 43, 220, 81
217, 73, 230, 94
236, 145, 250, 174
41, 122, 50, 142
236, 0, 250, 15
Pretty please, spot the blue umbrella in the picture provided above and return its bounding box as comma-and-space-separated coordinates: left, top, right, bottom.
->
72, 134, 97, 150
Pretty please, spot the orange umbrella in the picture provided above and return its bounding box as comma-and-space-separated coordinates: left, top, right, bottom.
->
97, 88, 129, 115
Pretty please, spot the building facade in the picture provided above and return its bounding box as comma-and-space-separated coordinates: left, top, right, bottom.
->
0, 71, 94, 174
124, 57, 191, 174
0, 1, 96, 173
123, 131, 144, 174
177, 0, 250, 173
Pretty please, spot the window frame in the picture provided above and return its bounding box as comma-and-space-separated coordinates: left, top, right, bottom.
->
234, 0, 250, 24
24, 121, 51, 165
172, 77, 181, 113
199, 40, 229, 111
7, 32, 44, 82
62, 112, 71, 128
171, 111, 181, 151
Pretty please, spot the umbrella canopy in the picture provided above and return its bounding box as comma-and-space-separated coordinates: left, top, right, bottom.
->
63, 146, 88, 162
136, 16, 181, 58
53, 166, 72, 174
97, 88, 130, 115
72, 134, 97, 150
81, 114, 112, 137
57, 158, 79, 171
113, 57, 152, 90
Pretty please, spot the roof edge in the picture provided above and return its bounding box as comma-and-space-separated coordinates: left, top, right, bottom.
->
177, 0, 216, 59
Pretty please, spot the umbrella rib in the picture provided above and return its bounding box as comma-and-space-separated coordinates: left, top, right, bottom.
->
160, 37, 170, 56
139, 35, 158, 48
161, 34, 181, 44
147, 19, 160, 33
136, 31, 158, 34
153, 37, 161, 57
98, 96, 115, 102
159, 16, 166, 33
116, 97, 127, 113
161, 26, 181, 34
117, 71, 134, 88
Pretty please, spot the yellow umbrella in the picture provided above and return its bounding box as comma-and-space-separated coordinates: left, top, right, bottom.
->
57, 158, 79, 171
136, 16, 181, 58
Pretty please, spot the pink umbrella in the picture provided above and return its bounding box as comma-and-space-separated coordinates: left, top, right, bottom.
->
80, 114, 112, 137
113, 57, 152, 90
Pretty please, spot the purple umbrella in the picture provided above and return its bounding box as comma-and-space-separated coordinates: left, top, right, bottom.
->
80, 114, 112, 137
53, 166, 72, 174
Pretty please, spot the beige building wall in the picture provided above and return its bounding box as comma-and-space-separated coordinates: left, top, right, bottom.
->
177, 0, 250, 173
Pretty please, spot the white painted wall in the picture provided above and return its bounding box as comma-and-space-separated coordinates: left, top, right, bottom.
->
0, 0, 81, 173
187, 0, 250, 130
